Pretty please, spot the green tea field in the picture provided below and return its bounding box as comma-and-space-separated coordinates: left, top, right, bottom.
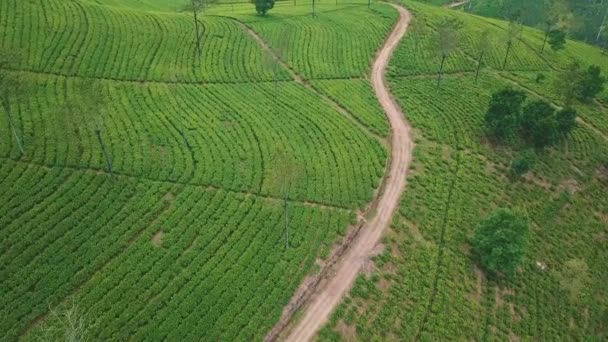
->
319, 1, 608, 341
1, 0, 606, 341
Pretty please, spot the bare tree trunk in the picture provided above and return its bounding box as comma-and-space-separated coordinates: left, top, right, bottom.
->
503, 42, 512, 69
1, 95, 24, 156
541, 26, 550, 54
436, 54, 446, 92
475, 51, 484, 84
597, 5, 608, 42
193, 8, 202, 64
95, 126, 114, 179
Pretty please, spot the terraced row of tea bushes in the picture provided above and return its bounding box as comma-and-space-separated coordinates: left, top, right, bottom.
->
239, 3, 399, 79
4, 161, 353, 341
0, 0, 287, 82
320, 72, 608, 340
86, 0, 189, 12
1, 73, 386, 207
0, 161, 175, 341
388, 75, 503, 153
312, 79, 390, 137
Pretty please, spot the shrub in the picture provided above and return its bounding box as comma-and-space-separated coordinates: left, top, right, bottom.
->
510, 149, 536, 177
485, 88, 527, 141
254, 0, 275, 15
472, 209, 529, 277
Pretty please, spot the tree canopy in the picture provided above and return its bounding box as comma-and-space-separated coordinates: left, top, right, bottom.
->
254, 0, 275, 15
485, 88, 527, 140
472, 209, 529, 277
486, 88, 578, 148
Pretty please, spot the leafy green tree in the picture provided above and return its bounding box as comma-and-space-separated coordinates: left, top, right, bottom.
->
555, 107, 578, 137
555, 63, 605, 103
436, 18, 461, 92
474, 29, 492, 83
472, 209, 529, 277
485, 88, 527, 140
548, 28, 567, 51
510, 148, 536, 177
578, 65, 606, 101
541, 0, 571, 53
254, 0, 275, 15
556, 258, 589, 303
554, 62, 583, 106
521, 100, 559, 148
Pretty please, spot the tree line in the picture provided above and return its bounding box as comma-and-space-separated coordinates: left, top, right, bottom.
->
466, 0, 608, 50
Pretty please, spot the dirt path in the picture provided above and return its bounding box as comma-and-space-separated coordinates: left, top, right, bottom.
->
444, 0, 469, 9
284, 4, 414, 341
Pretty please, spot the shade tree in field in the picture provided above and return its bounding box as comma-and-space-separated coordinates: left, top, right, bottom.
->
555, 62, 583, 106
502, 20, 520, 69
255, 0, 275, 16
548, 28, 567, 51
520, 101, 577, 148
510, 148, 536, 178
0, 51, 25, 156
185, 0, 217, 63
556, 258, 589, 303
555, 63, 606, 104
578, 65, 606, 101
485, 88, 578, 148
435, 18, 462, 92
474, 29, 492, 83
541, 0, 571, 53
472, 208, 529, 277
485, 88, 527, 141
555, 107, 578, 138
520, 100, 560, 148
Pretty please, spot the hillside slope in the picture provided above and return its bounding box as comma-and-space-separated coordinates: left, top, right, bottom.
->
0, 1, 397, 340
320, 1, 608, 341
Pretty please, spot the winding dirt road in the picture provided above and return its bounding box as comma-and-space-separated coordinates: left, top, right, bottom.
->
284, 4, 414, 341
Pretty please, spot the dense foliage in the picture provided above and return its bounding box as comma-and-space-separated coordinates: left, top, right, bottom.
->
254, 0, 275, 15
485, 89, 578, 148
472, 209, 529, 276
485, 88, 526, 140
464, 0, 608, 49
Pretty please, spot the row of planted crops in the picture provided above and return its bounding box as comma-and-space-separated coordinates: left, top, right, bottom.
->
320, 1, 608, 339
0, 0, 400, 340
